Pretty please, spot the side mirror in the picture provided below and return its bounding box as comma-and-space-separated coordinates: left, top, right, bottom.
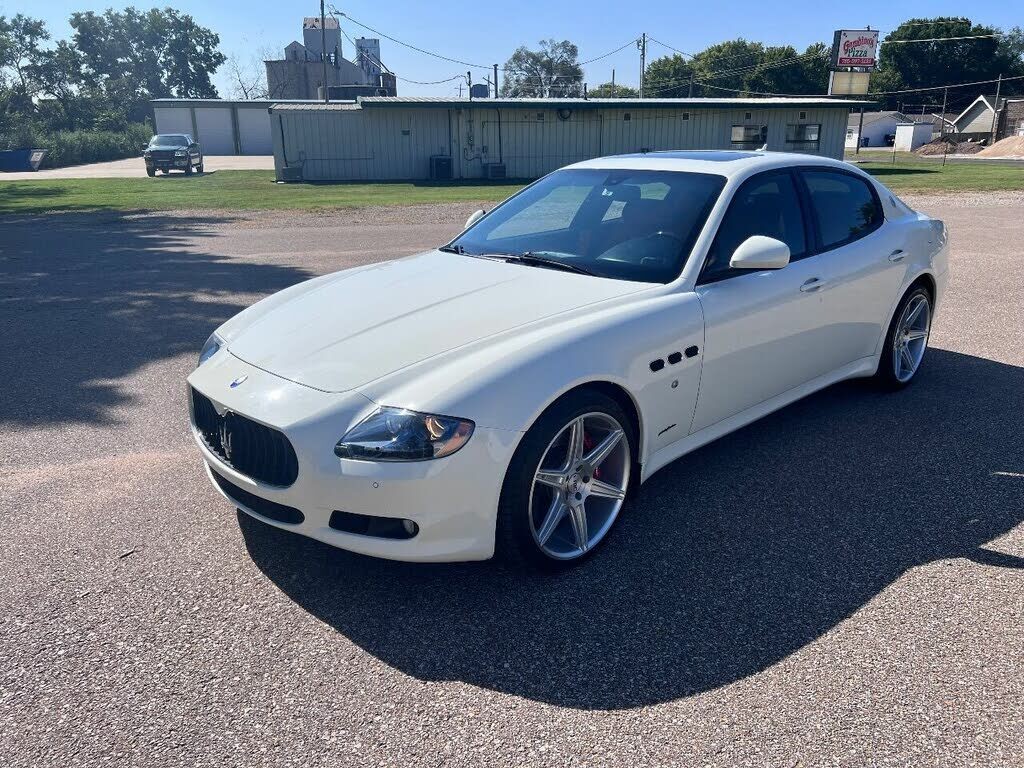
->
464, 209, 486, 229
729, 235, 790, 271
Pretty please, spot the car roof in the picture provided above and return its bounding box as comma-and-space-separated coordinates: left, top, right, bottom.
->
566, 150, 853, 177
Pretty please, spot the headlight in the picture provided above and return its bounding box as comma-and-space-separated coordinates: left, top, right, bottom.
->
197, 332, 223, 367
335, 407, 474, 462
175, 149, 187, 156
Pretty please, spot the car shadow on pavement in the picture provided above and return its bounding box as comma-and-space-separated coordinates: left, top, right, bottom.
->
0, 212, 312, 426
240, 347, 1024, 710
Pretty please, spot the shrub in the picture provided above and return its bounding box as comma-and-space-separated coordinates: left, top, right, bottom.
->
0, 123, 153, 168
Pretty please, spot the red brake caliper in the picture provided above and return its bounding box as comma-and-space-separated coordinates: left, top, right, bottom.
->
582, 432, 600, 479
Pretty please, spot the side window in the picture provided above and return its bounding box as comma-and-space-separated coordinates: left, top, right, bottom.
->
487, 185, 590, 240
731, 124, 768, 149
802, 170, 883, 249
701, 172, 806, 283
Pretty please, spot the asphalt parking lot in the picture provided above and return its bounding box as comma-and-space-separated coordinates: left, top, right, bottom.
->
1, 194, 1022, 767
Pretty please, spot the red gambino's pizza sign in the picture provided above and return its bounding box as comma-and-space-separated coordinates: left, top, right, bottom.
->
832, 29, 880, 68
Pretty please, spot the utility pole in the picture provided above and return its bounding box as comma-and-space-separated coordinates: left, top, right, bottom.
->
688, 72, 694, 98
611, 68, 615, 98
855, 107, 865, 155
989, 73, 1002, 145
320, 0, 329, 103
638, 33, 646, 98
467, 71, 472, 100
493, 64, 499, 98
940, 86, 948, 139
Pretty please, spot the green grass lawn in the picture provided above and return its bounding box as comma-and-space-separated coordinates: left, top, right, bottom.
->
1, 160, 1022, 214
0, 170, 525, 214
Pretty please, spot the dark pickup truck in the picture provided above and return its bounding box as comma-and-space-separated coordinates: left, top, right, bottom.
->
143, 134, 204, 176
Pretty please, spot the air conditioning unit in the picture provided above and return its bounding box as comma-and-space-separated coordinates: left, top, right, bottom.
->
279, 165, 303, 182
429, 155, 453, 180
484, 163, 506, 180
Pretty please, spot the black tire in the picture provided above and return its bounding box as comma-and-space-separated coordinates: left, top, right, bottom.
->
875, 285, 932, 390
146, 168, 155, 177
197, 162, 204, 174
495, 389, 635, 570
185, 162, 193, 176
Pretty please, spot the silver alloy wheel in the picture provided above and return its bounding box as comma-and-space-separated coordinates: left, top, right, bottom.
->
893, 293, 931, 383
528, 412, 630, 560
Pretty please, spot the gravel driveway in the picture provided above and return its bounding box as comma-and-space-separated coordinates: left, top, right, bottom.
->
1, 194, 1022, 767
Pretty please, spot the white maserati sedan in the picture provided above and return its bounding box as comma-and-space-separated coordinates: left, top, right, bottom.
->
188, 150, 949, 568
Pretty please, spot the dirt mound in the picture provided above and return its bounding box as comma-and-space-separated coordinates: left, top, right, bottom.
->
914, 138, 986, 156
978, 135, 1024, 158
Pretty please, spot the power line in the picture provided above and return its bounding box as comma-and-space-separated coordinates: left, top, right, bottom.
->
578, 38, 641, 66
882, 33, 1004, 45
335, 10, 491, 69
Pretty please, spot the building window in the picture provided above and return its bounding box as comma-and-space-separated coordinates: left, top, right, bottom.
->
731, 124, 767, 149
744, 111, 752, 120
624, 113, 631, 121
799, 111, 807, 120
786, 123, 821, 150
681, 112, 690, 121
536, 112, 545, 121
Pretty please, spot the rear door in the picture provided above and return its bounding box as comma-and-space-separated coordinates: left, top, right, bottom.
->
690, 169, 836, 434
797, 168, 907, 366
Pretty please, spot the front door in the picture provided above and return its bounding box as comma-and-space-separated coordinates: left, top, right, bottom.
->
690, 170, 836, 434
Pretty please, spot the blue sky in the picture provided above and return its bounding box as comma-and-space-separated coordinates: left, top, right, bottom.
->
3, 0, 1020, 97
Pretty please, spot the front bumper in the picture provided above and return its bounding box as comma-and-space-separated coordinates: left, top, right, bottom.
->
187, 352, 520, 562
145, 157, 189, 170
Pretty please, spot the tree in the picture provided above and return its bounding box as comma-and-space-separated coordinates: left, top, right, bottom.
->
0, 14, 48, 110
644, 39, 829, 98
587, 81, 638, 98
70, 7, 226, 122
501, 40, 583, 97
872, 17, 1024, 110
226, 53, 269, 100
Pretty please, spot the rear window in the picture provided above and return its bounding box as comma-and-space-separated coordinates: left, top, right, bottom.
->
802, 170, 883, 249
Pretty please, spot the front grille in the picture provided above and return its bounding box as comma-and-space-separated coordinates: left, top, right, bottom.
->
190, 387, 299, 487
149, 150, 177, 161
211, 470, 304, 525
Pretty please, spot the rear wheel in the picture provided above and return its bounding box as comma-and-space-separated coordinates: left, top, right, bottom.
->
876, 286, 931, 388
146, 168, 155, 177
496, 390, 634, 569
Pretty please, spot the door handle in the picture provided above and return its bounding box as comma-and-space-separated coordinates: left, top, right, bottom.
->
888, 249, 906, 262
800, 277, 826, 293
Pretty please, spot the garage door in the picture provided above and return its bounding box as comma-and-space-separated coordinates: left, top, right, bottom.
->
237, 108, 273, 154
153, 107, 193, 136
194, 108, 235, 154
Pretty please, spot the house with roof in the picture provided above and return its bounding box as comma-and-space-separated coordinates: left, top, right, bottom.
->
846, 111, 907, 148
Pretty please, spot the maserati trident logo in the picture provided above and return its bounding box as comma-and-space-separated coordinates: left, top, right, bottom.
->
229, 375, 248, 388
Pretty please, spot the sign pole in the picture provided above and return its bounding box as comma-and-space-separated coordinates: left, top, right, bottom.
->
856, 107, 865, 155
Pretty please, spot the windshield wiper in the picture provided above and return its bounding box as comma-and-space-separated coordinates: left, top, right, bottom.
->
501, 252, 597, 276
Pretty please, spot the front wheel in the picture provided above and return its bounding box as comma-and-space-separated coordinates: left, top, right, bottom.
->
146, 168, 155, 177
876, 286, 932, 389
185, 162, 193, 176
496, 390, 634, 569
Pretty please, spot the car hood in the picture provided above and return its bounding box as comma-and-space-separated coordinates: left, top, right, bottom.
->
226, 250, 648, 393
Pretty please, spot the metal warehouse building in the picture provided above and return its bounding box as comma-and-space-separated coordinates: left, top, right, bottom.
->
269, 96, 870, 182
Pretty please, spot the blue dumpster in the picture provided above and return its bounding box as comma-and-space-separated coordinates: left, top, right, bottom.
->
0, 149, 48, 172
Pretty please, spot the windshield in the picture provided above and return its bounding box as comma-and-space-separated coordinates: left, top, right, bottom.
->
449, 168, 726, 283
149, 134, 190, 147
